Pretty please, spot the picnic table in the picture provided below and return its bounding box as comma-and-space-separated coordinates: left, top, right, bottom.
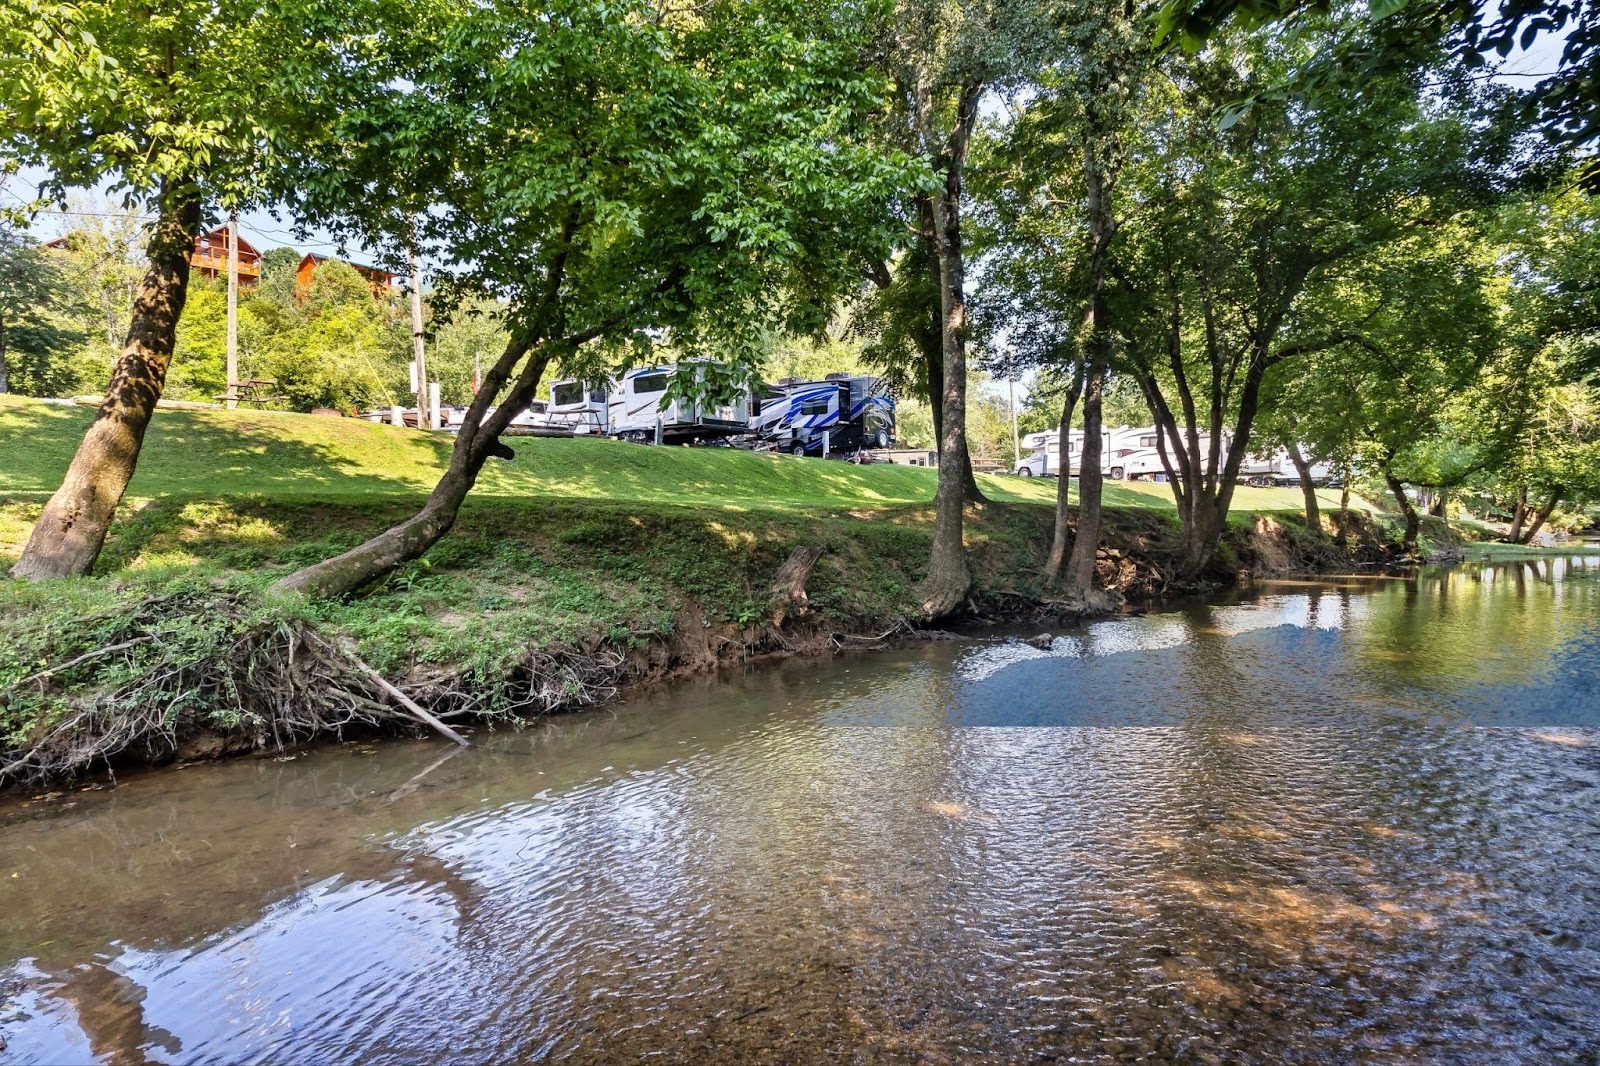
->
218, 379, 287, 406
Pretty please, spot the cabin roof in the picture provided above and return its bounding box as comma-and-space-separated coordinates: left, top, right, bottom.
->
296, 252, 397, 282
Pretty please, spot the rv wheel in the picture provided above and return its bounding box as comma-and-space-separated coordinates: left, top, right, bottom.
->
1110, 466, 1125, 480
875, 430, 889, 448
1019, 467, 1033, 477
790, 442, 805, 456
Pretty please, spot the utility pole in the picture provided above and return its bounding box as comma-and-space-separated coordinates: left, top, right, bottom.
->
409, 246, 428, 429
225, 214, 239, 410
1008, 357, 1019, 466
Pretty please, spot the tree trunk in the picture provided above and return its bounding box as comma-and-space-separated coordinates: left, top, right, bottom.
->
1428, 488, 1446, 518
1336, 472, 1352, 546
275, 338, 543, 598
1042, 370, 1084, 586
1062, 124, 1118, 595
1386, 471, 1421, 555
919, 83, 982, 620
1507, 485, 1528, 543
917, 201, 985, 507
1064, 364, 1105, 591
1519, 487, 1562, 544
0, 326, 9, 395
9, 183, 201, 580
1175, 503, 1223, 581
1285, 441, 1320, 533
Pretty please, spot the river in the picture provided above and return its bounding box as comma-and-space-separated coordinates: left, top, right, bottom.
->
2, 557, 1598, 1063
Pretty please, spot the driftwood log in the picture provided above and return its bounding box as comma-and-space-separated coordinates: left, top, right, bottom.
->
769, 545, 825, 625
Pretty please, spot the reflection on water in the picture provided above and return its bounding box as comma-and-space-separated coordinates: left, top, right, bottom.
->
3, 557, 1599, 1062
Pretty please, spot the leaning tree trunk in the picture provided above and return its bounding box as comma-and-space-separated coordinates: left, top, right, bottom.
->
1507, 485, 1528, 543
1062, 128, 1118, 595
1385, 471, 1421, 555
1043, 370, 1084, 586
9, 183, 201, 580
274, 337, 542, 598
1285, 441, 1320, 533
1519, 487, 1563, 544
1335, 468, 1352, 546
917, 195, 985, 508
1174, 501, 1224, 581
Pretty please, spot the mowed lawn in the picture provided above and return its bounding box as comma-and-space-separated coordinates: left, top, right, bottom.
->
0, 394, 1344, 530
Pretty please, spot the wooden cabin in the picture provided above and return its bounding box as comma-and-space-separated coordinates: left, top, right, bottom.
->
295, 253, 397, 300
45, 226, 263, 288
189, 227, 262, 286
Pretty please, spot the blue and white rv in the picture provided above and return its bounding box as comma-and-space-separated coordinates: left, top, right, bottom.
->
751, 374, 896, 456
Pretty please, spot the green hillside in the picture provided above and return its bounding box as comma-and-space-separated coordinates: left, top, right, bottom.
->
0, 394, 1340, 519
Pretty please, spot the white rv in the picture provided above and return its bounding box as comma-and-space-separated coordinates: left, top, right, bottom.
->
1110, 428, 1231, 481
608, 363, 752, 444
1240, 446, 1335, 486
546, 378, 611, 434
1013, 429, 1111, 477
444, 400, 556, 435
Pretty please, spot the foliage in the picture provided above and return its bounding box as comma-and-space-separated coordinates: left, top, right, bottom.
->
1154, 0, 1584, 181
0, 222, 87, 395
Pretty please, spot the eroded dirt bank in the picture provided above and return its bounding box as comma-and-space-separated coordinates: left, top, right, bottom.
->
1, 500, 1404, 791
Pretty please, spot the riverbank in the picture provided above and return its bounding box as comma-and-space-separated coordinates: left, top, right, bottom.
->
0, 395, 1415, 786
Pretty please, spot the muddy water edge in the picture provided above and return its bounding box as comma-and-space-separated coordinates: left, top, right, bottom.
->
2, 555, 1598, 1063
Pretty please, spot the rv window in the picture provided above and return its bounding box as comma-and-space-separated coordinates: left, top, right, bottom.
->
553, 382, 583, 407
1067, 442, 1077, 453
1139, 435, 1157, 448
589, 389, 606, 404
633, 373, 669, 395
801, 397, 831, 417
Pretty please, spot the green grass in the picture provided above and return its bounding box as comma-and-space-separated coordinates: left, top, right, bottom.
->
0, 392, 1343, 533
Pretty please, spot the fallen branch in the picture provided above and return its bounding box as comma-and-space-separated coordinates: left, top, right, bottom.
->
15, 637, 152, 688
312, 636, 470, 747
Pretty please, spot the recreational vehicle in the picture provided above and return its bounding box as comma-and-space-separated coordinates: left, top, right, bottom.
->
444, 400, 558, 435
1240, 446, 1335, 486
608, 363, 752, 444
1013, 429, 1111, 477
546, 378, 611, 434
1111, 429, 1232, 481
751, 374, 895, 456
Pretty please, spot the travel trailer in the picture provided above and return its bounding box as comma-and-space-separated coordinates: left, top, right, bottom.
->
443, 400, 563, 435
608, 363, 752, 444
751, 374, 895, 456
1240, 446, 1336, 486
546, 378, 612, 434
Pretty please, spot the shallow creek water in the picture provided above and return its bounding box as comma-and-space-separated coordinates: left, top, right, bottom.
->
3, 557, 1599, 1063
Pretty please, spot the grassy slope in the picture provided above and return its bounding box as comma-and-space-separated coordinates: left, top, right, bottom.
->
0, 394, 1345, 543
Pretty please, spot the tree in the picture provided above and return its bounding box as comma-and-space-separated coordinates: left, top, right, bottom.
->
1475, 182, 1600, 541
2, 0, 372, 579
850, 0, 1067, 618
1156, 0, 1597, 185
0, 223, 85, 396
249, 261, 412, 412
1107, 26, 1511, 579
270, 0, 905, 599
